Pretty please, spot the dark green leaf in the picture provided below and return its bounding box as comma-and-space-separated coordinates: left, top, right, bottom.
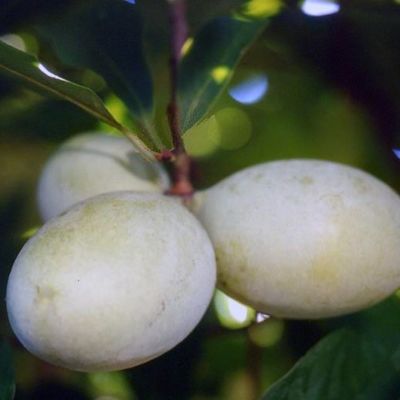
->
393, 347, 400, 372
0, 40, 122, 131
39, 0, 159, 147
0, 0, 78, 36
178, 14, 269, 133
0, 41, 153, 157
0, 341, 15, 400
262, 328, 400, 400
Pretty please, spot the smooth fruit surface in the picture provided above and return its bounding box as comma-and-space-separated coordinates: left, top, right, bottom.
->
37, 132, 170, 221
195, 159, 400, 319
7, 192, 216, 371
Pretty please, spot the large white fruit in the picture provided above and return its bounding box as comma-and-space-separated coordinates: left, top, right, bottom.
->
194, 159, 400, 319
37, 132, 170, 221
7, 192, 216, 371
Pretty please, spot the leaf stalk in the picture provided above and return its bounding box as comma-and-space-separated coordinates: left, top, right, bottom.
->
167, 0, 194, 197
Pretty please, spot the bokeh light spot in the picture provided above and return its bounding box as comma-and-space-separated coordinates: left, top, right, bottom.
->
87, 372, 134, 400
301, 0, 340, 16
21, 226, 40, 240
215, 108, 252, 150
248, 318, 284, 347
211, 66, 230, 84
184, 116, 220, 157
393, 148, 400, 159
222, 370, 256, 400
82, 70, 107, 92
227, 297, 248, 323
229, 74, 269, 104
96, 397, 119, 400
214, 290, 255, 329
256, 313, 270, 323
0, 34, 26, 51
181, 37, 194, 56
105, 95, 129, 125
240, 0, 282, 19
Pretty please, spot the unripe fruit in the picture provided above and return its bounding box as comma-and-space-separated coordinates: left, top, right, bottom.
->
37, 132, 170, 221
7, 192, 216, 371
195, 159, 400, 319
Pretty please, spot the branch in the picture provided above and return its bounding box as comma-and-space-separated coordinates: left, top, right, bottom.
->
166, 0, 193, 197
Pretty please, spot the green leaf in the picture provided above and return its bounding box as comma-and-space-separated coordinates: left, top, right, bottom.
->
392, 347, 400, 372
262, 328, 399, 400
0, 341, 15, 400
178, 13, 269, 133
258, 293, 400, 400
38, 0, 159, 147
0, 40, 122, 131
0, 41, 154, 158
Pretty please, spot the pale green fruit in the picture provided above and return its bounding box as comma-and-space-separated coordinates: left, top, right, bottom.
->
7, 192, 216, 371
37, 132, 170, 221
194, 159, 400, 319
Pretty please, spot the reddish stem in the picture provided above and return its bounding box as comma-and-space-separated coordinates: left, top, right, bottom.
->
166, 0, 193, 197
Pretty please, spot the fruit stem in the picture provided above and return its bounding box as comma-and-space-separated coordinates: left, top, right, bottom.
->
166, 0, 194, 198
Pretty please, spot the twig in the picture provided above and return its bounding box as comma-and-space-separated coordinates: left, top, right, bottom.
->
166, 0, 193, 197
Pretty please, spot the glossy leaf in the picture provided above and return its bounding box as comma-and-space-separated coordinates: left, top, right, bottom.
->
0, 342, 15, 400
262, 328, 399, 400
178, 13, 269, 133
0, 41, 153, 157
0, 41, 122, 130
39, 0, 159, 146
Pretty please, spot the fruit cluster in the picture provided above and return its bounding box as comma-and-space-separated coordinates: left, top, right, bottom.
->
6, 132, 400, 371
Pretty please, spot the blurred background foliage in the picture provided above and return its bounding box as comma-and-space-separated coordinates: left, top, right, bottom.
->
1, 0, 400, 399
